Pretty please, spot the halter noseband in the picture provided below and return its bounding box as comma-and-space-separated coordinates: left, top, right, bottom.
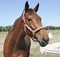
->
23, 11, 45, 41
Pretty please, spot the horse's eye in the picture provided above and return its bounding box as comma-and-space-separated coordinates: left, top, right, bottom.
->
28, 18, 32, 22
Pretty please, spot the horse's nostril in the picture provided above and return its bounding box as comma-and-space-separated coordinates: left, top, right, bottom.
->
43, 38, 49, 43
43, 38, 49, 41
37, 38, 49, 47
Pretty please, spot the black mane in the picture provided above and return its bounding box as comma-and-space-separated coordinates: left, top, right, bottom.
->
28, 8, 33, 12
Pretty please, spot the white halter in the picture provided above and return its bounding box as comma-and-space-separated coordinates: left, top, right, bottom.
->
23, 11, 45, 41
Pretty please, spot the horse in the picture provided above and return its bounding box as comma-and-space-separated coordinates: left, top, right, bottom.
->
3, 1, 49, 57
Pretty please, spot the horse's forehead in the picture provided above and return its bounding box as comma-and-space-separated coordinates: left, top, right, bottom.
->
25, 11, 40, 20
28, 15, 38, 19
32, 13, 39, 18
26, 12, 38, 17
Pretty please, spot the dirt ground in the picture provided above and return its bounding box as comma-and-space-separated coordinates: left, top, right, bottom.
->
0, 30, 60, 57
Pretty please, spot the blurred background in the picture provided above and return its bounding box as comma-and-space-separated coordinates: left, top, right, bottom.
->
0, 0, 60, 57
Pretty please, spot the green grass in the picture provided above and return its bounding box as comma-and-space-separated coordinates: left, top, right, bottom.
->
0, 31, 8, 35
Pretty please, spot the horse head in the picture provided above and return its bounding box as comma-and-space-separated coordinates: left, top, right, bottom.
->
23, 1, 49, 47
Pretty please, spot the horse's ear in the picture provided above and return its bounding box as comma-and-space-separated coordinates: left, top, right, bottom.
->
33, 3, 39, 12
25, 1, 29, 12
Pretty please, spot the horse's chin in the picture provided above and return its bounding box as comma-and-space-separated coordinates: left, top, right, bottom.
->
38, 41, 48, 47
39, 43, 47, 47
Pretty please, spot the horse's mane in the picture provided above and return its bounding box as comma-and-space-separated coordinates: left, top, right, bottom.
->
11, 8, 33, 30
11, 17, 21, 30
27, 9, 33, 15
28, 8, 33, 13
13, 19, 19, 27
12, 9, 32, 29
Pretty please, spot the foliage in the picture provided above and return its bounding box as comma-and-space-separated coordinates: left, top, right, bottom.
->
0, 26, 12, 32
0, 26, 60, 32
45, 26, 60, 30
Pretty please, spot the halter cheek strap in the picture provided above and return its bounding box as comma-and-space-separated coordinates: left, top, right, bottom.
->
23, 11, 45, 42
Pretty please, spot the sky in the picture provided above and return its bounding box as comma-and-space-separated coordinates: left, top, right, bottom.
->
0, 0, 60, 26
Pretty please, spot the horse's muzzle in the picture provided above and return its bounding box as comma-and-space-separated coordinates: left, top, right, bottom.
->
37, 38, 49, 47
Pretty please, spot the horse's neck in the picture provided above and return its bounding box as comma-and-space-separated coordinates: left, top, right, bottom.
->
12, 15, 26, 49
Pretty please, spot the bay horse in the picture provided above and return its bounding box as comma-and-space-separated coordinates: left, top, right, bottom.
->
3, 1, 49, 57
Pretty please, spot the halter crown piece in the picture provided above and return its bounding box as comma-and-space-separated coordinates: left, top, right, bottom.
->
23, 10, 45, 42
